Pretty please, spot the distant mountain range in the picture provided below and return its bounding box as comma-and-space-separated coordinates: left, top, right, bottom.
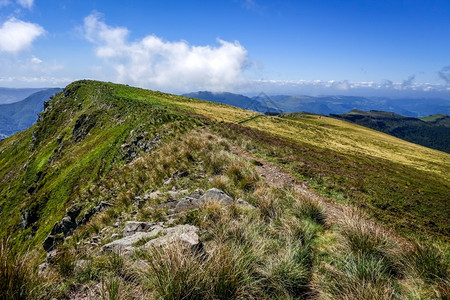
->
329, 110, 450, 153
183, 91, 450, 117
0, 87, 49, 104
0, 88, 61, 139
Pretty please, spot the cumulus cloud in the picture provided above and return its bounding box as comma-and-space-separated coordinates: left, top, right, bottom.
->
438, 66, 450, 84
0, 18, 44, 53
16, 0, 33, 9
83, 13, 249, 92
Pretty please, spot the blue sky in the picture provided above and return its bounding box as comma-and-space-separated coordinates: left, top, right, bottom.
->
0, 0, 449, 97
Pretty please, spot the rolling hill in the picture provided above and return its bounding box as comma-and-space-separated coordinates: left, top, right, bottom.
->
329, 110, 450, 153
0, 88, 62, 140
0, 80, 448, 299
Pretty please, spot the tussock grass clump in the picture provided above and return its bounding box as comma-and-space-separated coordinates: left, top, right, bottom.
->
141, 244, 208, 300
101, 275, 122, 300
259, 242, 312, 298
293, 196, 327, 226
406, 241, 449, 284
0, 238, 40, 300
337, 209, 402, 270
208, 242, 261, 299
317, 253, 399, 300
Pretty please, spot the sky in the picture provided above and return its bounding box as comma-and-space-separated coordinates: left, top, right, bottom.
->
0, 0, 449, 97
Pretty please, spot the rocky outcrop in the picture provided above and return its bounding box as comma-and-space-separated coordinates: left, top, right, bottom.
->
169, 188, 251, 213
43, 205, 82, 252
122, 221, 155, 236
43, 202, 113, 252
73, 114, 96, 143
77, 201, 113, 225
121, 133, 162, 162
103, 224, 204, 256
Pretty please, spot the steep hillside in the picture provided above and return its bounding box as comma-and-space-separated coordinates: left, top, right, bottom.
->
0, 80, 448, 299
0, 88, 62, 139
329, 110, 450, 153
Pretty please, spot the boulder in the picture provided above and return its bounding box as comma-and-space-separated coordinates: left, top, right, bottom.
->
122, 221, 155, 237
103, 224, 204, 256
199, 188, 233, 205
143, 224, 204, 255
103, 227, 163, 254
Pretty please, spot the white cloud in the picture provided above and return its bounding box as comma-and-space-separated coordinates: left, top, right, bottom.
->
0, 18, 44, 53
30, 55, 42, 64
16, 0, 33, 9
83, 13, 249, 92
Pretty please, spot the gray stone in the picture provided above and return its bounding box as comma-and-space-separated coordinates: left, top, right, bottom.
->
122, 221, 155, 237
103, 224, 204, 256
146, 190, 161, 200
174, 198, 194, 212
103, 228, 163, 254
143, 224, 204, 255
96, 201, 113, 212
132, 259, 150, 271
236, 198, 254, 208
46, 249, 59, 262
200, 188, 233, 205
38, 263, 49, 275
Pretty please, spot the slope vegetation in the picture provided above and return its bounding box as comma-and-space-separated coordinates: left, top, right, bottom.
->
0, 80, 448, 299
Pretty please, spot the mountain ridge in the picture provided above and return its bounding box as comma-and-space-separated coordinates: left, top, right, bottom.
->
0, 80, 448, 299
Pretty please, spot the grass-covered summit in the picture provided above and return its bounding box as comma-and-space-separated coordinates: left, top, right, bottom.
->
0, 80, 448, 299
